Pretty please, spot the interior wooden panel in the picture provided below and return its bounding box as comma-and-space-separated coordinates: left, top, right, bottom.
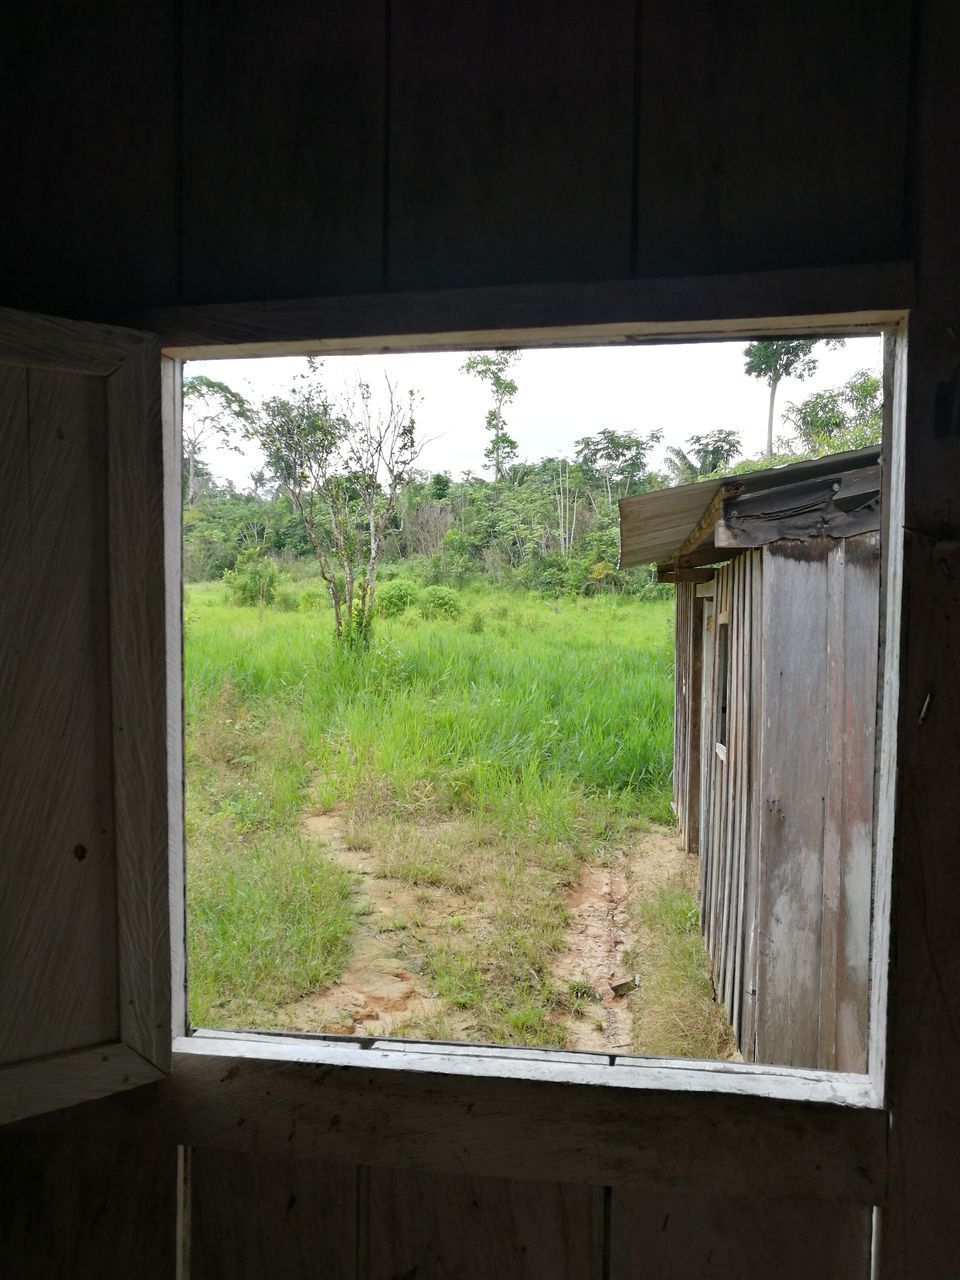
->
609, 1188, 872, 1278
0, 3, 178, 317
367, 1165, 604, 1279
0, 1132, 176, 1280
0, 367, 118, 1065
387, 0, 635, 291
181, 0, 387, 304
635, 0, 911, 276
190, 1149, 358, 1280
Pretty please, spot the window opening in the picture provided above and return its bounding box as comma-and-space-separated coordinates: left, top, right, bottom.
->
180, 333, 887, 1075
715, 621, 729, 756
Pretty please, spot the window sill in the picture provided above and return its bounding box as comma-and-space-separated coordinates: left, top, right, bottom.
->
175, 1031, 881, 1109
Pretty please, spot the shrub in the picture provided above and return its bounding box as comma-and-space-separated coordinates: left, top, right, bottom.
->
465, 610, 485, 634
273, 587, 299, 612
297, 588, 326, 612
420, 585, 463, 620
377, 578, 420, 617
222, 549, 281, 608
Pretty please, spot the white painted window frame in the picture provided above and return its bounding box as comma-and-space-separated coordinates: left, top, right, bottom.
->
163, 307, 907, 1113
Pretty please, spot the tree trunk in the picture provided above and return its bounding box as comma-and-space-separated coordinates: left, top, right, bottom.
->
766, 376, 780, 458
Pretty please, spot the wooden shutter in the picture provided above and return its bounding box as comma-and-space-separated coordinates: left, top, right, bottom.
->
0, 308, 171, 1122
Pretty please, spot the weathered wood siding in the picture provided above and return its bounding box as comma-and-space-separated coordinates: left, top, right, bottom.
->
754, 533, 879, 1072
698, 552, 762, 1050
673, 582, 702, 853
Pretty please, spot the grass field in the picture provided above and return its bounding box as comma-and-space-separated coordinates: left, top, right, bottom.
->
184, 580, 728, 1053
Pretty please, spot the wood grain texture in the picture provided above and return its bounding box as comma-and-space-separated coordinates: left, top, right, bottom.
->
387, 0, 634, 291
757, 544, 829, 1068
140, 262, 911, 357
181, 0, 386, 304
190, 1148, 358, 1280
0, 1044, 164, 1127
0, 310, 170, 1117
877, 536, 960, 1273
0, 1130, 176, 1280
108, 338, 172, 1069
11, 1049, 886, 1203
367, 1165, 603, 1279
636, 0, 911, 276
0, 367, 118, 1065
610, 1188, 871, 1279
0, 1, 178, 317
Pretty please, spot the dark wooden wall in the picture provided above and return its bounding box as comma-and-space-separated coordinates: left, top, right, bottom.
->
1, 0, 911, 320
3, 0, 960, 1277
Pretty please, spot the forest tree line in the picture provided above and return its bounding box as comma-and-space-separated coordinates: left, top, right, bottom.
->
183, 343, 882, 615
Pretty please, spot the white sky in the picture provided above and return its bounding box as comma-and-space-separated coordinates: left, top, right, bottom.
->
189, 336, 883, 490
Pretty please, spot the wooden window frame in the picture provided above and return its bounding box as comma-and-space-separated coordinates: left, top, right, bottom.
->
155, 272, 907, 1121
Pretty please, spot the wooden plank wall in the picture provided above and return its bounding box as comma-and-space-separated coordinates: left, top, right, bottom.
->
672, 581, 702, 853
0, 1133, 872, 1280
755, 535, 879, 1071
698, 552, 761, 1051
0, 1, 911, 319
0, 368, 119, 1065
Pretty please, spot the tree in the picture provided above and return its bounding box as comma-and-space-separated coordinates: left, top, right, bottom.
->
249, 362, 421, 646
461, 350, 520, 480
182, 375, 252, 504
574, 428, 664, 507
743, 339, 844, 458
783, 369, 882, 453
664, 429, 742, 484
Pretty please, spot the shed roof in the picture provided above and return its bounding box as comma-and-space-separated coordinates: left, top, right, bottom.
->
618, 446, 881, 568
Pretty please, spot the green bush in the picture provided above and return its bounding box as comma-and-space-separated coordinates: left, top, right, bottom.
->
222, 549, 281, 608
465, 610, 485, 634
421, 585, 463, 620
273, 587, 299, 612
377, 578, 420, 617
297, 588, 327, 612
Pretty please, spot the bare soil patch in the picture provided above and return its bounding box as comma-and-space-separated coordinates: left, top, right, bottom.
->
279, 813, 471, 1039
553, 828, 690, 1052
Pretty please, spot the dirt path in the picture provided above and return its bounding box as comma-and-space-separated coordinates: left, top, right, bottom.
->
553, 829, 689, 1053
280, 814, 694, 1052
278, 813, 467, 1039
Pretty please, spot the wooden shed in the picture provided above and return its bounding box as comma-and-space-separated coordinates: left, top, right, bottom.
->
619, 448, 882, 1072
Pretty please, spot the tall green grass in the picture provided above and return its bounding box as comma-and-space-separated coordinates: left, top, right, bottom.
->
184, 582, 675, 1031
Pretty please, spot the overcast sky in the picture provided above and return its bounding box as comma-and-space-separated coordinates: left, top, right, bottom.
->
189, 335, 883, 490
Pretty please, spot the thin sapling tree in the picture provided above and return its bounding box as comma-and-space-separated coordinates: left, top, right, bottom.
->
251, 362, 422, 646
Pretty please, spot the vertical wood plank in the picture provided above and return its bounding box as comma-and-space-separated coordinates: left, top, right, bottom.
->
0, 369, 118, 1064
819, 539, 846, 1067
0, 1132, 177, 1280
367, 1165, 603, 1280
635, 0, 910, 276
108, 339, 172, 1069
836, 532, 880, 1072
388, 0, 635, 291
755, 543, 828, 1068
610, 1187, 872, 1279
0, 2, 178, 316
190, 1149, 358, 1280
181, 0, 387, 304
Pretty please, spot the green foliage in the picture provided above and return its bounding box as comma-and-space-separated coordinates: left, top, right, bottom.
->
784, 369, 882, 452
297, 588, 326, 611
420, 585, 464, 619
665, 430, 742, 484
377, 578, 420, 617
222, 549, 282, 608
461, 350, 520, 480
